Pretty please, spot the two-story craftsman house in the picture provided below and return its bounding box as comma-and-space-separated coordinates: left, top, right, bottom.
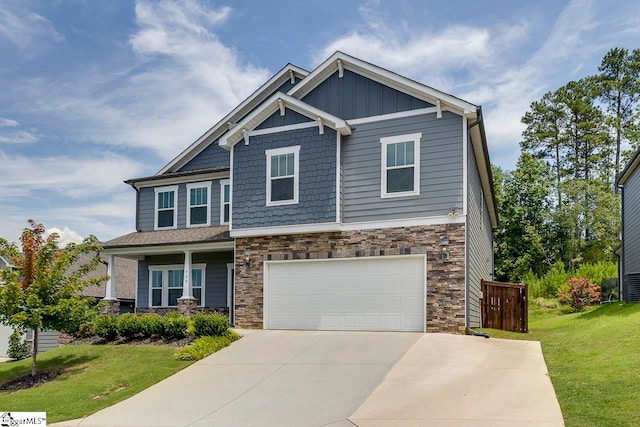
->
103, 52, 497, 333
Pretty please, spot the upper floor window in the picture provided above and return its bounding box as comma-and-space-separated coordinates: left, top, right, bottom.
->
187, 182, 211, 227
220, 179, 230, 224
154, 185, 178, 230
266, 146, 300, 206
381, 133, 421, 198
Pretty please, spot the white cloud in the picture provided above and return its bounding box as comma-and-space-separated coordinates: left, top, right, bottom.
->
46, 226, 83, 247
0, 2, 63, 50
0, 150, 146, 199
0, 118, 18, 127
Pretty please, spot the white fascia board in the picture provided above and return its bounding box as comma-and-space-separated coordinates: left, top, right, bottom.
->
469, 124, 498, 229
157, 64, 309, 174
230, 222, 342, 238
618, 148, 640, 186
103, 240, 234, 256
288, 51, 476, 115
219, 93, 351, 149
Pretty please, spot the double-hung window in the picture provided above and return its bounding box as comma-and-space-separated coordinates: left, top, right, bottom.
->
266, 146, 300, 206
154, 185, 178, 229
149, 264, 205, 307
381, 133, 421, 197
187, 182, 211, 227
220, 179, 230, 224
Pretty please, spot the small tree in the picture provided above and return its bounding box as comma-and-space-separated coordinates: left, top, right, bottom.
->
0, 220, 104, 377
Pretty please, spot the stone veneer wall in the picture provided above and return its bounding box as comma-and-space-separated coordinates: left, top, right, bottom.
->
234, 224, 466, 333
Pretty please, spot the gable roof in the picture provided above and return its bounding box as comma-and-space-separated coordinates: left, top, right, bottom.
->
617, 147, 640, 186
218, 93, 351, 149
158, 63, 309, 174
0, 255, 13, 269
288, 51, 477, 115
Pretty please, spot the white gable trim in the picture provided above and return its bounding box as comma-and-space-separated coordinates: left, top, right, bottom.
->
158, 64, 309, 174
287, 51, 476, 115
219, 93, 351, 149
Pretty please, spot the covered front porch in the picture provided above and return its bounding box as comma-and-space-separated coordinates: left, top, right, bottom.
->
102, 226, 234, 322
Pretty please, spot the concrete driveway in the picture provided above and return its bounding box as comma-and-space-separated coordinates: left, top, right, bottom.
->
56, 330, 421, 427
54, 330, 563, 427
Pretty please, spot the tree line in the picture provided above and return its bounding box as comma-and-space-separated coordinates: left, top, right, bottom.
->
494, 48, 640, 283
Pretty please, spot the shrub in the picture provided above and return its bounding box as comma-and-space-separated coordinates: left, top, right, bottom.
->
192, 312, 229, 337
7, 330, 30, 360
140, 313, 163, 337
117, 313, 143, 339
75, 321, 95, 338
559, 277, 600, 312
160, 312, 190, 340
94, 315, 119, 340
175, 330, 241, 361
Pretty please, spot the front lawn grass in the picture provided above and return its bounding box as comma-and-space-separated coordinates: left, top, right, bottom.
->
0, 344, 194, 423
481, 302, 640, 427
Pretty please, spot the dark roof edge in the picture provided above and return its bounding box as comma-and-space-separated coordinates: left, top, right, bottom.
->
617, 147, 640, 186
125, 166, 229, 185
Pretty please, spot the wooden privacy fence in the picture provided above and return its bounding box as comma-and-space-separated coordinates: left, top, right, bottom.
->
481, 280, 528, 333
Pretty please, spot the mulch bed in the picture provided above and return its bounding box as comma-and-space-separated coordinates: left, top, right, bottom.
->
0, 369, 58, 391
70, 335, 194, 347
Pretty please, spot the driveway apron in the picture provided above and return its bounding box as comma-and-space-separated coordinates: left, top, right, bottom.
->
55, 330, 421, 427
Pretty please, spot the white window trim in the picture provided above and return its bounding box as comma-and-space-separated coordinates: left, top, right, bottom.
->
266, 145, 300, 206
148, 264, 206, 307
186, 182, 212, 228
220, 179, 231, 225
380, 133, 421, 198
154, 185, 179, 230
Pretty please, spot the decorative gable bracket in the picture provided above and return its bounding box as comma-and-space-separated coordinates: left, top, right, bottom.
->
219, 93, 351, 150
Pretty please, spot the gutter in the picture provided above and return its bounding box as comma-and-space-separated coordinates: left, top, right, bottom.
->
619, 184, 625, 302
465, 106, 491, 339
129, 183, 141, 233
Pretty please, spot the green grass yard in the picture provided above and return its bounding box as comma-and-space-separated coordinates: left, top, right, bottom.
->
482, 302, 640, 427
0, 345, 194, 423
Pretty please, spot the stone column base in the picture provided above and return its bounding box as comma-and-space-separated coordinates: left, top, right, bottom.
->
177, 298, 198, 316
103, 299, 120, 315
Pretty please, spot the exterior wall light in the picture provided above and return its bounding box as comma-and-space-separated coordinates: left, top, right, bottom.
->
440, 235, 450, 261
244, 251, 251, 267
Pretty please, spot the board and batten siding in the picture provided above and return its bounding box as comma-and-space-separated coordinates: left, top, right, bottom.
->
256, 109, 312, 130
302, 70, 432, 120
136, 253, 231, 309
342, 111, 463, 223
232, 126, 337, 229
137, 179, 224, 231
466, 139, 494, 327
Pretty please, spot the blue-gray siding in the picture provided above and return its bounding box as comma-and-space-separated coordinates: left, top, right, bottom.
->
136, 252, 232, 308
232, 126, 337, 229
179, 143, 230, 172
466, 139, 493, 327
256, 109, 312, 130
137, 179, 225, 232
26, 329, 59, 353
623, 168, 640, 301
342, 111, 463, 222
302, 70, 432, 120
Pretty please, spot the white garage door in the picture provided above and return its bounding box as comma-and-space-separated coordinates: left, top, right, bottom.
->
265, 255, 425, 332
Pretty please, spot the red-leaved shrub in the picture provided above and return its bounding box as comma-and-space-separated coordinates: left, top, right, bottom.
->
558, 277, 600, 312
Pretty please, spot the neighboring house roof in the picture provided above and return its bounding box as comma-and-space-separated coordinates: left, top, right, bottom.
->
158, 63, 309, 175
69, 251, 136, 300
219, 93, 352, 149
617, 147, 640, 186
0, 255, 14, 269
103, 226, 231, 250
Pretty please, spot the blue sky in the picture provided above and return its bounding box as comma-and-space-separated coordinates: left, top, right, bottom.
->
1, 0, 639, 245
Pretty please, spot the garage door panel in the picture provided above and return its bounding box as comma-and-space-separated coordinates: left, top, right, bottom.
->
266, 256, 425, 332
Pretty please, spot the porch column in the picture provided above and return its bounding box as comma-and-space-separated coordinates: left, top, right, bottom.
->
178, 250, 197, 315
103, 254, 119, 315
103, 254, 117, 300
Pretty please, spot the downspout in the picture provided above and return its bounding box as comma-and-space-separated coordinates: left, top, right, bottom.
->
466, 106, 490, 339
130, 183, 142, 232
